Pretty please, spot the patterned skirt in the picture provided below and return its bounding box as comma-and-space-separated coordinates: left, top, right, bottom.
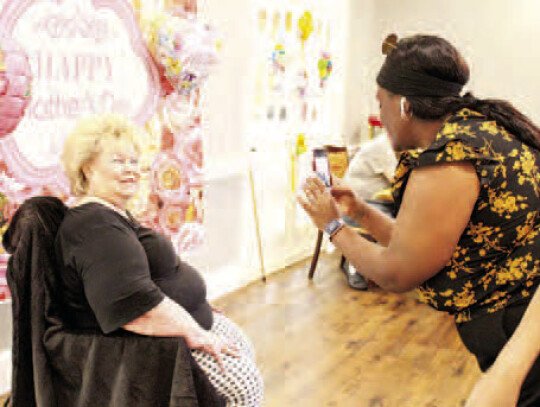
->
191, 313, 264, 406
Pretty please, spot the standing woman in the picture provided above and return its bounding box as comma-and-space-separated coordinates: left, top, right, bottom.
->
298, 35, 540, 406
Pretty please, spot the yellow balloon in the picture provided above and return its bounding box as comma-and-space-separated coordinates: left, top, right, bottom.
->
298, 11, 314, 42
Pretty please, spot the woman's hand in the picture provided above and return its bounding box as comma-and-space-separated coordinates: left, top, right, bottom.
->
124, 297, 239, 372
297, 176, 341, 230
465, 367, 521, 407
185, 328, 240, 372
330, 178, 366, 219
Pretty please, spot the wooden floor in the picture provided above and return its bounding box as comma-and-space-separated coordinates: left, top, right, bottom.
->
214, 253, 481, 407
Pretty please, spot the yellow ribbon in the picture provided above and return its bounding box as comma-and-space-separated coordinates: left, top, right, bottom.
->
291, 133, 307, 192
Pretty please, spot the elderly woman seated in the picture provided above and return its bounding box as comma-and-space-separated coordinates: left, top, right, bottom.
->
4, 114, 263, 407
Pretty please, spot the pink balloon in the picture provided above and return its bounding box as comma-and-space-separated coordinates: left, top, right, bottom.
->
0, 37, 32, 138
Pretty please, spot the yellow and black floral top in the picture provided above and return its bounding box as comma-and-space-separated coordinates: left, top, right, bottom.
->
392, 108, 540, 323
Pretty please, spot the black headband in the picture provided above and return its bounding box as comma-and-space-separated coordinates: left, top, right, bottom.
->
376, 62, 464, 97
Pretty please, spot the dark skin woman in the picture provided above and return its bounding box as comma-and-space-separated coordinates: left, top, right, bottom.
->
299, 35, 540, 407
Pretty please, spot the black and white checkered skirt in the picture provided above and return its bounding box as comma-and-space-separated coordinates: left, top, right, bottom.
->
191, 313, 264, 406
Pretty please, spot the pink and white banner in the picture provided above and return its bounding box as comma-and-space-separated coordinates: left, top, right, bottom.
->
0, 0, 206, 300
0, 0, 159, 198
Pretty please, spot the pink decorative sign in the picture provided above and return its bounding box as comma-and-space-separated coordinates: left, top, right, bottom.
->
0, 37, 32, 139
0, 0, 160, 201
0, 0, 161, 300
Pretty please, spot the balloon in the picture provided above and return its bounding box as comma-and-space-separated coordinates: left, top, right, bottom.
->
141, 12, 219, 96
0, 37, 32, 138
298, 11, 314, 44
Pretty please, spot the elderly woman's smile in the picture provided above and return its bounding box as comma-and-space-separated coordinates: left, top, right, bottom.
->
84, 139, 141, 208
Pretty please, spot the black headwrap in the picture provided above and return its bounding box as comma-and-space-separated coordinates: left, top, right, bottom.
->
376, 62, 464, 97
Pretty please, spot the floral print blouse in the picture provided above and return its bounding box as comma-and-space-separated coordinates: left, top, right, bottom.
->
392, 109, 540, 323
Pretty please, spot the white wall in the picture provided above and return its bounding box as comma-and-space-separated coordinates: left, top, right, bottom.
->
177, 0, 540, 299
345, 0, 377, 143
193, 0, 350, 299
345, 0, 540, 143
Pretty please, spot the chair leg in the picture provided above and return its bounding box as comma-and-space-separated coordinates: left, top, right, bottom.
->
308, 230, 324, 279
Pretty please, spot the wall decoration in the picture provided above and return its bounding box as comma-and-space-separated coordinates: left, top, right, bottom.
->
0, 0, 161, 302
141, 10, 219, 96
0, 0, 217, 300
252, 3, 336, 134
297, 10, 313, 48
128, 0, 219, 259
0, 38, 32, 139
0, 0, 160, 203
250, 1, 340, 230
317, 51, 332, 88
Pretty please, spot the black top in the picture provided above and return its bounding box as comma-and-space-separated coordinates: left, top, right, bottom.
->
392, 109, 540, 323
55, 203, 213, 334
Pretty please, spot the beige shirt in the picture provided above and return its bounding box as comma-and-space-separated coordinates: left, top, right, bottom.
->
345, 133, 397, 200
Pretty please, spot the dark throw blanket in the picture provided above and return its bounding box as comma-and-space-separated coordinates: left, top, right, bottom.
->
2, 196, 224, 407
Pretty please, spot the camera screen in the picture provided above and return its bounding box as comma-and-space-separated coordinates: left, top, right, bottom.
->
314, 155, 331, 187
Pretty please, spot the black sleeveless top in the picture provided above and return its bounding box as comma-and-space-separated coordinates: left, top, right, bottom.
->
55, 203, 213, 334
392, 109, 540, 323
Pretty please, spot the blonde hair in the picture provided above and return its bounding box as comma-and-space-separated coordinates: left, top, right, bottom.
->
62, 114, 144, 196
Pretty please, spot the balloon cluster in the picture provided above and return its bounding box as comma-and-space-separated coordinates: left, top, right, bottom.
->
0, 38, 32, 138
142, 12, 220, 96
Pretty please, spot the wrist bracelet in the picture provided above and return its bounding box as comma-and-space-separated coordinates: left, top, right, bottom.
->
329, 224, 345, 241
324, 218, 345, 241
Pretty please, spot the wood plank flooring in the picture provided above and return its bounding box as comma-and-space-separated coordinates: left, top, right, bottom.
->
0, 253, 481, 406
214, 253, 481, 407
